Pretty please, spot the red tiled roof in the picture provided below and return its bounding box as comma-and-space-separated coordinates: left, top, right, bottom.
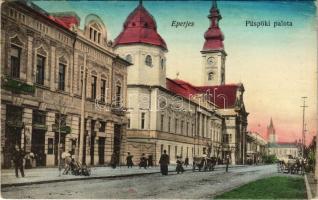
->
114, 4, 167, 50
166, 78, 240, 108
49, 12, 80, 29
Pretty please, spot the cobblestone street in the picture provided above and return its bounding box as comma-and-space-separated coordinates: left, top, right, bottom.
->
2, 165, 278, 199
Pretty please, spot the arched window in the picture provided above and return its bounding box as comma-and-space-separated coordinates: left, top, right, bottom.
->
145, 55, 152, 67
208, 72, 214, 80
160, 58, 165, 69
125, 54, 132, 63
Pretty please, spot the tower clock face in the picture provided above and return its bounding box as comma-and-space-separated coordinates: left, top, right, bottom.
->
207, 57, 216, 66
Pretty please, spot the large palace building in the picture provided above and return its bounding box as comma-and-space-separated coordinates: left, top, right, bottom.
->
1, 1, 130, 168
114, 0, 248, 165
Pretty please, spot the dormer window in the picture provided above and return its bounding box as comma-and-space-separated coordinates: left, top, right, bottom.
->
89, 24, 102, 44
145, 55, 152, 67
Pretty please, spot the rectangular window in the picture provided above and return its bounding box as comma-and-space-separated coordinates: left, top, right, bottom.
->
11, 45, 21, 78
181, 120, 184, 135
91, 76, 97, 99
141, 112, 145, 129
116, 85, 121, 107
89, 27, 93, 39
36, 55, 45, 85
48, 138, 54, 154
32, 110, 46, 125
101, 79, 106, 102
98, 33, 101, 43
58, 63, 66, 91
168, 116, 171, 133
160, 114, 164, 131
127, 118, 130, 129
175, 118, 178, 133
168, 145, 171, 157
186, 122, 189, 136
99, 121, 106, 132
192, 124, 194, 136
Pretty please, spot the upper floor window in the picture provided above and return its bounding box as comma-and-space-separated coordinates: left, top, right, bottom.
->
181, 120, 184, 134
125, 54, 132, 63
58, 63, 66, 91
160, 58, 165, 70
91, 76, 97, 99
101, 79, 106, 102
208, 72, 214, 81
115, 83, 122, 107
33, 110, 46, 125
36, 55, 45, 85
141, 112, 145, 129
168, 116, 171, 133
89, 26, 101, 44
145, 55, 152, 67
160, 114, 164, 131
10, 45, 21, 78
175, 118, 178, 133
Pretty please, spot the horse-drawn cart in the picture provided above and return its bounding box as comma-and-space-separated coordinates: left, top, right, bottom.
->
192, 156, 217, 172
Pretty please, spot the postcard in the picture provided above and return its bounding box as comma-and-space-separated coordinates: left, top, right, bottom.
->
1, 0, 317, 199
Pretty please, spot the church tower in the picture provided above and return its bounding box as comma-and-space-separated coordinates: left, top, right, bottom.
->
114, 0, 168, 88
201, 0, 226, 86
267, 118, 277, 143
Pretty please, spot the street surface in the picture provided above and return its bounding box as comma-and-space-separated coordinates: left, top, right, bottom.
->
2, 165, 277, 199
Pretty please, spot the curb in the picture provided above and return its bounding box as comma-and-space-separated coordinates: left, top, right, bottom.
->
305, 174, 313, 200
1, 165, 246, 188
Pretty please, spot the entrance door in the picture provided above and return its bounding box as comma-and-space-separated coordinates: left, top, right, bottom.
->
54, 132, 66, 166
4, 126, 22, 168
113, 124, 121, 165
90, 134, 95, 165
31, 130, 46, 166
98, 137, 105, 165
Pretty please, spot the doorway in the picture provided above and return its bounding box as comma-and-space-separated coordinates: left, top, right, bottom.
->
113, 124, 121, 165
98, 137, 105, 165
31, 130, 46, 166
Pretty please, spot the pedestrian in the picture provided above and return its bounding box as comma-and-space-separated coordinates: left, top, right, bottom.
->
147, 154, 153, 168
225, 154, 230, 172
184, 157, 189, 167
126, 152, 134, 168
63, 151, 72, 175
176, 156, 184, 174
12, 145, 25, 178
139, 153, 147, 169
159, 150, 169, 175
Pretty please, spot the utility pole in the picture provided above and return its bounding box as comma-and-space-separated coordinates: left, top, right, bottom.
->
301, 97, 308, 158
79, 54, 87, 164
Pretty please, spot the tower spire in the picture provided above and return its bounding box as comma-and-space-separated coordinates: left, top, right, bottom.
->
202, 0, 224, 51
139, 0, 142, 6
212, 0, 217, 9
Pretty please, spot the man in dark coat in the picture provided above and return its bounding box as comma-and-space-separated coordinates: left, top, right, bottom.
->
126, 152, 133, 168
225, 154, 230, 172
139, 153, 147, 169
12, 145, 25, 178
110, 153, 117, 169
159, 150, 169, 175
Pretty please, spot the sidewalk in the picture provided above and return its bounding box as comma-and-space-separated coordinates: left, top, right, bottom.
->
1, 164, 242, 187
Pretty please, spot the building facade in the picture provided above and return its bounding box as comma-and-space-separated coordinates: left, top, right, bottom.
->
1, 1, 130, 168
114, 0, 248, 165
246, 132, 267, 164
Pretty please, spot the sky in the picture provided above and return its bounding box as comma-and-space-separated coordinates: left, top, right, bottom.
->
35, 0, 317, 145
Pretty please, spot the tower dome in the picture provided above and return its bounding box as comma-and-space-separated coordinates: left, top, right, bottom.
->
114, 2, 167, 50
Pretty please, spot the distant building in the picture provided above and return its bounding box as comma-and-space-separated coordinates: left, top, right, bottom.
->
266, 118, 300, 159
246, 132, 267, 164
